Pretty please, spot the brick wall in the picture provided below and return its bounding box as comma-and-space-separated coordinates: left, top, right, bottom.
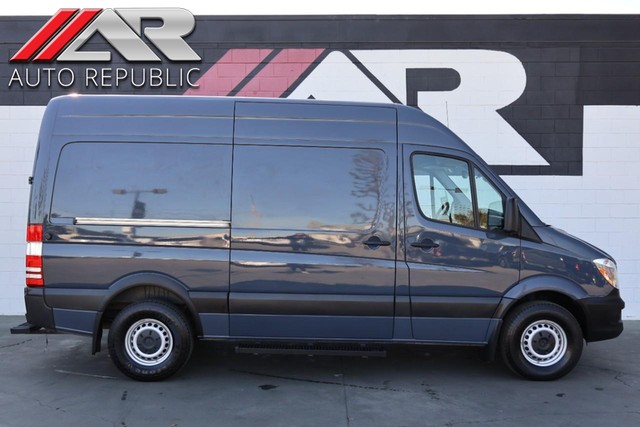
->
0, 15, 639, 318
0, 106, 638, 317
505, 106, 640, 317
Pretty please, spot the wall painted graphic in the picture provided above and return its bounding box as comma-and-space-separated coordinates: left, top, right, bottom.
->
186, 48, 546, 167
0, 14, 639, 316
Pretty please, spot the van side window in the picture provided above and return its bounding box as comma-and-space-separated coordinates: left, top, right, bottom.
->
474, 168, 505, 230
412, 154, 475, 228
50, 143, 231, 221
233, 146, 385, 231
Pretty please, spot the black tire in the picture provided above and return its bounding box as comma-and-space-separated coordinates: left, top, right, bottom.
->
500, 301, 583, 381
108, 300, 194, 381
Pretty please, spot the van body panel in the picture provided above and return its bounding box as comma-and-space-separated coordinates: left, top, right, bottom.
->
43, 244, 228, 293
493, 274, 591, 321
229, 102, 397, 339
52, 308, 96, 335
391, 316, 413, 340
411, 318, 495, 344
503, 275, 589, 301
408, 295, 501, 318
235, 101, 397, 146
49, 94, 236, 118
537, 226, 612, 260
394, 140, 412, 339
44, 287, 106, 310
198, 313, 229, 337
51, 95, 235, 142
397, 106, 470, 152
52, 116, 233, 144
519, 239, 614, 298
23, 287, 55, 329
230, 252, 396, 300
230, 314, 393, 340
28, 101, 60, 226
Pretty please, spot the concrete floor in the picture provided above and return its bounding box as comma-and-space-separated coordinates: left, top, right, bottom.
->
0, 316, 638, 427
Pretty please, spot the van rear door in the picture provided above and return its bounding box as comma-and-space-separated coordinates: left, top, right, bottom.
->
229, 102, 397, 340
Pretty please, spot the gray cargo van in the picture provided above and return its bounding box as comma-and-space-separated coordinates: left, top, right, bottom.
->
12, 95, 623, 381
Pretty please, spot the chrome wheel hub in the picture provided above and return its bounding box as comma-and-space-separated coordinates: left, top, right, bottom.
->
125, 318, 173, 366
520, 320, 567, 367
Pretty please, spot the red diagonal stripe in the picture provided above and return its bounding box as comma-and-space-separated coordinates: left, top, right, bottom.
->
235, 49, 325, 98
33, 8, 101, 62
10, 9, 79, 62
184, 49, 273, 96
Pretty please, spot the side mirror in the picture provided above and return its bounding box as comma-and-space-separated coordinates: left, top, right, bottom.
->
503, 197, 520, 234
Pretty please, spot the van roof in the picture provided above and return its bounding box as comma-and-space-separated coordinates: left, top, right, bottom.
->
49, 93, 414, 115
45, 95, 471, 152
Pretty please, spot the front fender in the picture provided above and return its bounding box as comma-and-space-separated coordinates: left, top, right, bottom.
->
500, 274, 589, 313
493, 275, 589, 320
483, 275, 588, 362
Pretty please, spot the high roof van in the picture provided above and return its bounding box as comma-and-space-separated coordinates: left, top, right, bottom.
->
12, 95, 623, 381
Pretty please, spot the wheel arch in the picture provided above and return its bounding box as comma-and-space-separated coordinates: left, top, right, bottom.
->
485, 275, 589, 362
92, 272, 202, 354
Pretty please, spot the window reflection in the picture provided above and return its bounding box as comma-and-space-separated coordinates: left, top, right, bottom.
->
412, 154, 475, 228
474, 168, 505, 230
51, 143, 231, 221
233, 146, 386, 232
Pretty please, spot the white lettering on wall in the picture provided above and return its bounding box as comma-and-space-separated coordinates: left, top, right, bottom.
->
291, 49, 548, 166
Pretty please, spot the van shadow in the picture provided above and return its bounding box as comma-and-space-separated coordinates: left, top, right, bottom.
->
47, 335, 511, 387
180, 340, 511, 387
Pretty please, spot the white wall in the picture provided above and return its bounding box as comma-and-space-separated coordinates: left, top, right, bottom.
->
0, 106, 43, 314
0, 105, 637, 318
504, 106, 640, 318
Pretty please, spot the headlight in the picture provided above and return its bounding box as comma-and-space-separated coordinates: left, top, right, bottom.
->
593, 258, 618, 288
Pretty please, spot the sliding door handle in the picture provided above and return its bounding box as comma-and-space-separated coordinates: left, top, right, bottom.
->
411, 239, 439, 249
363, 236, 391, 247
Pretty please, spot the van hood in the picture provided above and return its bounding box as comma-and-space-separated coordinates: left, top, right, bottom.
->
534, 225, 614, 262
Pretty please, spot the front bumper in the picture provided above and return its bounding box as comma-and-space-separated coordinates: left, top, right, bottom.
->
10, 287, 55, 334
579, 288, 625, 342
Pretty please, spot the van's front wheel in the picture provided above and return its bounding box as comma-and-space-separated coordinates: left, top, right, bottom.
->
500, 302, 583, 380
108, 300, 194, 381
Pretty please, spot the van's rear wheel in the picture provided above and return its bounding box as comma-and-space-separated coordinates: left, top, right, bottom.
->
108, 300, 193, 381
500, 301, 583, 380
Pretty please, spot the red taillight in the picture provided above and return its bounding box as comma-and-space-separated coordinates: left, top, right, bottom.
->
27, 224, 43, 242
26, 224, 43, 287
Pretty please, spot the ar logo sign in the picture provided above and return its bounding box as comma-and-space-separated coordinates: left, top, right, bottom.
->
290, 50, 547, 167
10, 8, 201, 62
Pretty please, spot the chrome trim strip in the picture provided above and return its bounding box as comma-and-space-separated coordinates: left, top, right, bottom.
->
74, 218, 230, 228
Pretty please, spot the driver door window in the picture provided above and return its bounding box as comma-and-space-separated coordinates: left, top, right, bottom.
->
412, 154, 475, 228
